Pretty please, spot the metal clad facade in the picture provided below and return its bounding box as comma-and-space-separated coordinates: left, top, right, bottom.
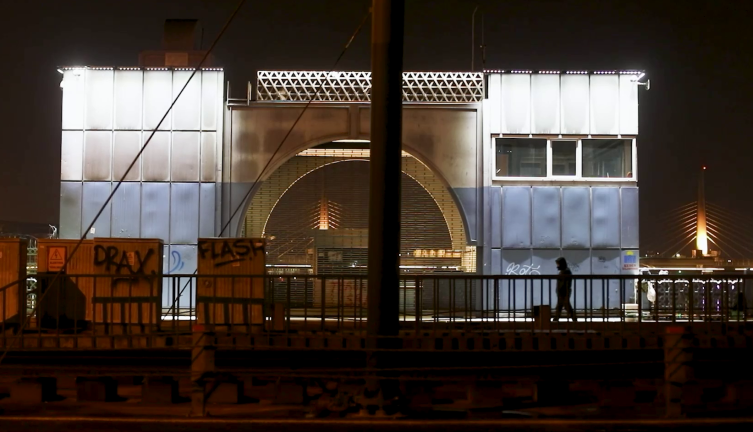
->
591, 187, 621, 248
621, 187, 640, 249
59, 182, 83, 239
531, 74, 560, 134
141, 182, 170, 241
490, 186, 502, 248
532, 187, 561, 248
562, 187, 591, 248
501, 186, 531, 248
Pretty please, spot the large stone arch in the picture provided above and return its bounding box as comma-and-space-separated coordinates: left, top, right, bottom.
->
243, 151, 467, 252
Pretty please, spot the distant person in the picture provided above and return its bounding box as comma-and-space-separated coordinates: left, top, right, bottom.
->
553, 257, 577, 322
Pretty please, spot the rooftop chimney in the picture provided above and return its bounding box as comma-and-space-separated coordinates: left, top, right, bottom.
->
139, 19, 215, 68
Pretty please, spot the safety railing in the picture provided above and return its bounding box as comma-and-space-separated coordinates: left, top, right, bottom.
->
1, 274, 751, 341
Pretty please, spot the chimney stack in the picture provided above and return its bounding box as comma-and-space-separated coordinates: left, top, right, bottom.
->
139, 19, 215, 67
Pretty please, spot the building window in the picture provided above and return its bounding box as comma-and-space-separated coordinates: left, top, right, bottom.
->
551, 140, 577, 176
495, 138, 547, 177
582, 139, 632, 178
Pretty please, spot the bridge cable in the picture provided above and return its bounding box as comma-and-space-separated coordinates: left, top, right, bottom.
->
161, 7, 373, 318
0, 0, 249, 367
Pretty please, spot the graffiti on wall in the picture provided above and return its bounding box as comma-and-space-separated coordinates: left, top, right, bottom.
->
93, 245, 157, 275
197, 239, 265, 267
505, 263, 541, 275
168, 250, 185, 274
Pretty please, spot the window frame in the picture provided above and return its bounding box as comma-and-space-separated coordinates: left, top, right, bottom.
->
492, 136, 637, 182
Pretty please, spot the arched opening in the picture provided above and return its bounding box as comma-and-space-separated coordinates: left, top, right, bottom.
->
242, 142, 476, 273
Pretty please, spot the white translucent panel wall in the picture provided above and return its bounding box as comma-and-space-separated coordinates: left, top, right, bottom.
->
171, 132, 200, 181
112, 131, 142, 181
60, 182, 82, 239
170, 183, 200, 244
141, 183, 170, 241
172, 71, 201, 131
560, 75, 589, 135
201, 132, 216, 182
500, 74, 530, 134
83, 131, 111, 181
485, 74, 502, 134
143, 71, 172, 130
590, 75, 619, 135
82, 182, 112, 239
201, 72, 221, 130
62, 70, 85, 130
111, 182, 141, 238
530, 75, 560, 134
114, 70, 143, 130
620, 75, 639, 134
61, 131, 83, 181
142, 132, 171, 181
84, 70, 113, 130
199, 183, 216, 237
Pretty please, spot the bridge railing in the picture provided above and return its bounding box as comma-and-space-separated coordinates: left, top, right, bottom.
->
1, 274, 751, 339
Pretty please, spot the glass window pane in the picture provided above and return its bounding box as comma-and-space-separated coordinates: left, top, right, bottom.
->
552, 140, 577, 176
582, 139, 632, 178
495, 138, 547, 177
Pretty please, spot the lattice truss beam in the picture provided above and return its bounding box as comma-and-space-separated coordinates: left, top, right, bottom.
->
256, 71, 484, 102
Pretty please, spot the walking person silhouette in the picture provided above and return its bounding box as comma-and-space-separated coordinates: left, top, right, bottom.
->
553, 257, 577, 322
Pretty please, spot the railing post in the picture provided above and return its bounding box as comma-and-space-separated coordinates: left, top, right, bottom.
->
190, 324, 215, 417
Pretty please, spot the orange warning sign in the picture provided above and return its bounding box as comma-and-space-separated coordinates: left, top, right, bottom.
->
48, 246, 67, 272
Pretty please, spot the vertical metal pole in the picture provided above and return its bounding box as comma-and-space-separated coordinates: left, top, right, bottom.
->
368, 0, 404, 342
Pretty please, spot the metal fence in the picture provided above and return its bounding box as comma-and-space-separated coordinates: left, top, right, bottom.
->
1, 274, 751, 338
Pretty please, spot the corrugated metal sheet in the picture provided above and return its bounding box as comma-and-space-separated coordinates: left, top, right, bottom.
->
172, 71, 201, 131
621, 187, 640, 249
112, 131, 141, 181
560, 74, 589, 135
36, 239, 95, 321
82, 182, 112, 239
532, 187, 561, 248
490, 186, 502, 248
500, 74, 531, 134
0, 238, 27, 324
591, 187, 621, 248
170, 183, 200, 244
501, 186, 531, 248
92, 238, 163, 326
197, 238, 265, 326
531, 74, 560, 134
83, 131, 112, 181
590, 75, 619, 135
61, 131, 83, 181
171, 132, 200, 181
561, 187, 590, 248
60, 182, 83, 239
143, 71, 172, 130
84, 69, 113, 130
201, 132, 216, 182
141, 131, 171, 182
114, 70, 143, 130
111, 182, 141, 238
199, 183, 216, 238
140, 182, 170, 241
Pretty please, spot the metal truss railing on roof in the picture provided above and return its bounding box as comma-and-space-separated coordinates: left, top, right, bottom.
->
256, 71, 484, 103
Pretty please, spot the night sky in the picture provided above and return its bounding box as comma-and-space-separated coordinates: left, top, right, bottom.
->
1, 0, 752, 252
